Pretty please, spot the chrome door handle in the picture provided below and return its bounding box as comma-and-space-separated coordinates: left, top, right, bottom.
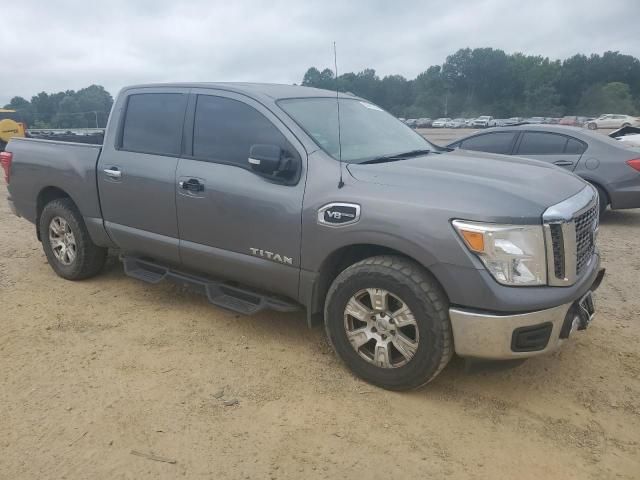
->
553, 160, 573, 167
103, 167, 122, 179
179, 178, 204, 192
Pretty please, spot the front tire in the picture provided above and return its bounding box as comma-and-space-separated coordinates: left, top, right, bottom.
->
324, 255, 453, 390
587, 122, 597, 130
39, 198, 107, 280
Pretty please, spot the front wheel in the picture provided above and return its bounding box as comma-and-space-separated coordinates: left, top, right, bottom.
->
39, 198, 107, 280
324, 256, 453, 390
587, 122, 597, 130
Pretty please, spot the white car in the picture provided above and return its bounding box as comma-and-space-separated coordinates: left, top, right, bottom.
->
471, 116, 496, 128
432, 117, 451, 128
586, 114, 640, 130
445, 118, 467, 128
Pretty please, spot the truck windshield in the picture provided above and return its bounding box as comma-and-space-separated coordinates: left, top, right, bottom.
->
278, 98, 432, 163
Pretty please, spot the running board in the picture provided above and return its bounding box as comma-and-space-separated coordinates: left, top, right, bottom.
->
122, 256, 300, 315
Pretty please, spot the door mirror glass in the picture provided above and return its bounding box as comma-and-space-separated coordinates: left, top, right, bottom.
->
248, 144, 282, 174
248, 144, 295, 177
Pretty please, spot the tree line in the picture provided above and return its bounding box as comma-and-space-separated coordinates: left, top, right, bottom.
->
4, 49, 639, 128
3, 85, 113, 129
302, 48, 640, 118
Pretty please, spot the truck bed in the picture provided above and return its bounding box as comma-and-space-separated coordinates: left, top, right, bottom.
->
6, 137, 103, 226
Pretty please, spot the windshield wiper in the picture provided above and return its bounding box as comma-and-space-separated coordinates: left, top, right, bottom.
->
359, 149, 431, 164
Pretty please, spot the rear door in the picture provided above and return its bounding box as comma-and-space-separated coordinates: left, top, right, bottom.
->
175, 90, 306, 299
513, 131, 585, 171
97, 88, 189, 264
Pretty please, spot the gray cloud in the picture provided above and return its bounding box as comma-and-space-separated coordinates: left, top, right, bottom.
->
1, 0, 638, 104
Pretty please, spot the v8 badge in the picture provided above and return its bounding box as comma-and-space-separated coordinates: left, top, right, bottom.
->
318, 203, 361, 226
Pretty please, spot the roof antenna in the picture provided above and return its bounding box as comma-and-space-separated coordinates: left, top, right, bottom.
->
334, 41, 344, 189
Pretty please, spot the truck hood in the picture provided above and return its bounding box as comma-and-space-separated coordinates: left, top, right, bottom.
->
347, 149, 588, 222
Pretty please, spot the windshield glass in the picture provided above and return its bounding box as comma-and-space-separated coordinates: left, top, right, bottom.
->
278, 98, 432, 163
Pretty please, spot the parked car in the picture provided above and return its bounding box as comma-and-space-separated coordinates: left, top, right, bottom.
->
559, 116, 581, 126
494, 119, 513, 127
3, 83, 605, 390
610, 126, 640, 148
586, 114, 640, 130
448, 124, 640, 214
445, 118, 466, 128
405, 118, 418, 128
471, 116, 496, 128
431, 117, 451, 128
415, 118, 433, 128
524, 117, 545, 124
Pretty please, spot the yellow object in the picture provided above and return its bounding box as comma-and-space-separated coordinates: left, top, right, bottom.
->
0, 112, 26, 143
460, 229, 485, 252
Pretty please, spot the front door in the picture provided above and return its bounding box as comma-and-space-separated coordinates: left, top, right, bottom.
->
175, 90, 306, 299
97, 88, 189, 265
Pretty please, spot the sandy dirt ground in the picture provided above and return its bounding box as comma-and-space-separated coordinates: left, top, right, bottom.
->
1, 129, 639, 479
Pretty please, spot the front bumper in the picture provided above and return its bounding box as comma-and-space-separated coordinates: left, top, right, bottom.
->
449, 268, 605, 360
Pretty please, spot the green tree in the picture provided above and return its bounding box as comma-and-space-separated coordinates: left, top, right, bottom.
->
577, 82, 637, 116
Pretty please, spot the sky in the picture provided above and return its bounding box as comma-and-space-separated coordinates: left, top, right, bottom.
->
1, 0, 639, 105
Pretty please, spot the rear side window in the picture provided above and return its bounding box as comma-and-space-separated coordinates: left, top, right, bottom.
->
460, 132, 517, 154
193, 95, 290, 166
121, 93, 187, 156
565, 137, 587, 155
517, 132, 567, 155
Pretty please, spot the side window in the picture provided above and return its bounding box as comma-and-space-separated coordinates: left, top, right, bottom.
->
565, 137, 586, 155
121, 93, 187, 156
193, 95, 291, 166
517, 132, 567, 155
460, 132, 516, 154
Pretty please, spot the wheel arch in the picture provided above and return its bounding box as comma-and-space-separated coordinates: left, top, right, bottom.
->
303, 243, 446, 327
579, 177, 610, 207
35, 186, 76, 241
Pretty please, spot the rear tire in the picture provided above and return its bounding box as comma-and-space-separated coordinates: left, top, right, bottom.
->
39, 198, 107, 280
324, 255, 453, 391
622, 122, 631, 128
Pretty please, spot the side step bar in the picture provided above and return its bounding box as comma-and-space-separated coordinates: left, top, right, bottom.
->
122, 256, 300, 316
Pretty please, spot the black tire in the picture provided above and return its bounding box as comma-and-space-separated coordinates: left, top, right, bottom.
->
324, 255, 453, 391
39, 198, 107, 280
622, 122, 631, 128
593, 184, 608, 216
587, 122, 597, 130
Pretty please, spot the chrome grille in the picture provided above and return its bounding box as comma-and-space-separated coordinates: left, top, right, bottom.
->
549, 224, 564, 279
543, 186, 598, 286
574, 203, 598, 275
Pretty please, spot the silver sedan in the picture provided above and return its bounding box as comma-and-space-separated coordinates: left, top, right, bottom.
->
448, 124, 640, 214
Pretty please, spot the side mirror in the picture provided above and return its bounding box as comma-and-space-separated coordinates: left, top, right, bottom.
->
248, 144, 294, 177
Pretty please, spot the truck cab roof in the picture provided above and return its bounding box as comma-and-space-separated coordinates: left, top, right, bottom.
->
121, 82, 358, 103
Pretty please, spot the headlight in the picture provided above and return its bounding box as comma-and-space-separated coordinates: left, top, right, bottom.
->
452, 220, 547, 286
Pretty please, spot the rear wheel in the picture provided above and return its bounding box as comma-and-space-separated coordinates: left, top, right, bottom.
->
39, 198, 107, 280
593, 184, 609, 216
622, 122, 631, 128
324, 255, 453, 390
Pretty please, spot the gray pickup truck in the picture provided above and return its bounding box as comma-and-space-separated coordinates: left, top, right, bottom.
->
2, 83, 605, 390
